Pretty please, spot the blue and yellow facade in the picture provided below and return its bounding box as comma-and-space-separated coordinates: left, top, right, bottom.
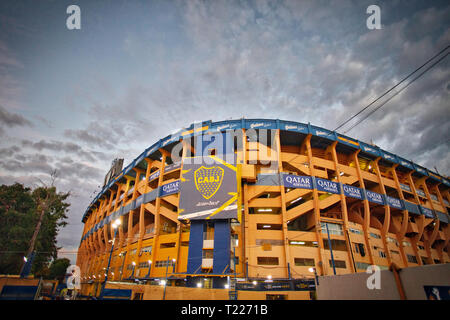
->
76, 119, 450, 299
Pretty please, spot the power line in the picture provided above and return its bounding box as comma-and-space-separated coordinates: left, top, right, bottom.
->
333, 44, 450, 133
343, 51, 449, 134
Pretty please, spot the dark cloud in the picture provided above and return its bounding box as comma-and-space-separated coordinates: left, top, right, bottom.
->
0, 105, 32, 128
20, 138, 107, 163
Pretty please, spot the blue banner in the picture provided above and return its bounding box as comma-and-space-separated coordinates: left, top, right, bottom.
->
245, 119, 278, 130
310, 126, 335, 139
386, 196, 404, 210
161, 134, 181, 147
164, 162, 181, 173
397, 157, 414, 170
315, 178, 340, 194
420, 206, 435, 219
380, 150, 398, 163
282, 174, 313, 189
359, 142, 380, 157
365, 190, 385, 205
148, 170, 160, 182
342, 184, 363, 200
400, 183, 411, 192
414, 165, 428, 176
211, 120, 242, 132
279, 121, 309, 134
416, 189, 426, 197
159, 180, 180, 197
435, 211, 449, 224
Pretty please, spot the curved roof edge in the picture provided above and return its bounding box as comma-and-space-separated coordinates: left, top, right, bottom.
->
81, 118, 449, 222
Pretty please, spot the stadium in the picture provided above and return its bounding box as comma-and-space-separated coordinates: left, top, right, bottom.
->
76, 119, 450, 300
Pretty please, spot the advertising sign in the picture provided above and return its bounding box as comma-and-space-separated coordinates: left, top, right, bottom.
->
178, 156, 241, 221
365, 190, 385, 205
282, 174, 313, 189
386, 196, 404, 210
419, 206, 435, 219
315, 178, 340, 194
159, 180, 180, 197
342, 184, 363, 200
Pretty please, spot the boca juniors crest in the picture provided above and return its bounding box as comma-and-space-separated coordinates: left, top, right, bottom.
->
194, 166, 224, 199
178, 156, 241, 221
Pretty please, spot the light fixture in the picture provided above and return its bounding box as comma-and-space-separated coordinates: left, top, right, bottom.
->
290, 196, 303, 204
197, 282, 202, 288
132, 261, 136, 266
267, 275, 272, 280
308, 267, 315, 273
148, 260, 152, 264
160, 280, 166, 286
253, 281, 257, 286
224, 284, 229, 289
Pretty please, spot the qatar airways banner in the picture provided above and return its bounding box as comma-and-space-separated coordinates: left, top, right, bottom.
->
315, 177, 340, 194
342, 184, 363, 200
282, 174, 313, 189
386, 196, 404, 210
365, 190, 385, 205
159, 180, 180, 197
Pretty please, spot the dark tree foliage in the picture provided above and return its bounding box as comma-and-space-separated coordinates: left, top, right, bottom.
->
0, 183, 70, 275
47, 258, 71, 282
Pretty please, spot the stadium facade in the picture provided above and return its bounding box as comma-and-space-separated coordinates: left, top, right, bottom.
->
76, 119, 450, 299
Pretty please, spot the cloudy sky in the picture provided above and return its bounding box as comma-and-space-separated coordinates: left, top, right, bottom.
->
0, 0, 449, 263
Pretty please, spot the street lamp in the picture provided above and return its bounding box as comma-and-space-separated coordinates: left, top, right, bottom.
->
162, 256, 175, 300
145, 260, 152, 278
99, 218, 121, 299
130, 261, 136, 279
309, 267, 319, 286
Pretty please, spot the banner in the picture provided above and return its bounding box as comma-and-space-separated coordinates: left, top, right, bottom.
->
315, 177, 340, 194
178, 156, 240, 221
282, 174, 313, 189
159, 180, 180, 197
386, 196, 404, 210
148, 170, 160, 182
342, 184, 363, 200
365, 190, 385, 205
419, 206, 435, 219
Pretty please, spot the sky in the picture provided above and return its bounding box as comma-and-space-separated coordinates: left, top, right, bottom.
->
0, 0, 449, 264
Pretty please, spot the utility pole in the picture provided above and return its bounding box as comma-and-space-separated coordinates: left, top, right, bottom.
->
20, 171, 62, 278
20, 195, 51, 277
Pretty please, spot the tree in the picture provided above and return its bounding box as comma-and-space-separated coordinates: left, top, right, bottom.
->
0, 182, 70, 275
47, 258, 71, 282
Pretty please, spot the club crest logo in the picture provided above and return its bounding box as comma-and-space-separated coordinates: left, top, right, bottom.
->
194, 166, 224, 199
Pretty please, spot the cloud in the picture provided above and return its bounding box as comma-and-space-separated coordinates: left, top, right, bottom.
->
0, 105, 32, 127
20, 138, 108, 163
